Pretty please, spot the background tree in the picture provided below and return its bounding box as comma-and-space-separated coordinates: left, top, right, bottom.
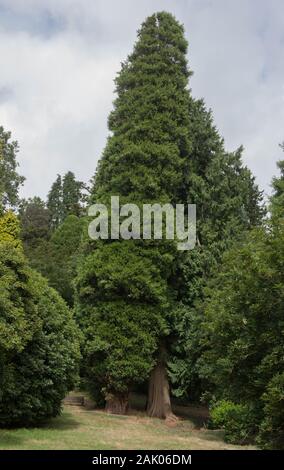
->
169, 143, 264, 401
62, 171, 84, 219
18, 197, 54, 290
48, 215, 85, 306
19, 197, 51, 242
47, 172, 85, 231
196, 223, 284, 448
47, 175, 63, 230
0, 125, 25, 214
192, 156, 284, 448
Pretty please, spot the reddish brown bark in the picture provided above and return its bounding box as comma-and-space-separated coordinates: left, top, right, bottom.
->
105, 392, 129, 415
147, 351, 177, 420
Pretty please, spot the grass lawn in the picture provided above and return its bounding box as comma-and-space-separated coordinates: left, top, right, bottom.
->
0, 405, 255, 450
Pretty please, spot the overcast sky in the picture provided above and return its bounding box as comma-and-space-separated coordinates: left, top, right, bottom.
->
0, 0, 283, 200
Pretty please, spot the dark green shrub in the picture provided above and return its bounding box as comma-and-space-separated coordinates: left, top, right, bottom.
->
0, 242, 81, 426
257, 373, 284, 449
210, 400, 257, 444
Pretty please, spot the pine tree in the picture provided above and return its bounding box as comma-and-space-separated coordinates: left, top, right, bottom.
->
47, 175, 63, 230
76, 12, 193, 416
62, 171, 84, 219
47, 172, 85, 230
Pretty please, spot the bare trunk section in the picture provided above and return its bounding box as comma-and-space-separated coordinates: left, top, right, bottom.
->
147, 351, 177, 421
105, 392, 129, 415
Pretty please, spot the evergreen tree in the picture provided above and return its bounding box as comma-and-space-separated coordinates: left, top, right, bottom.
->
47, 175, 63, 230
197, 221, 284, 448
0, 126, 25, 214
19, 197, 53, 289
76, 12, 264, 417
76, 11, 193, 416
62, 171, 84, 219
48, 215, 85, 306
168, 101, 264, 402
19, 197, 51, 242
191, 158, 284, 448
47, 172, 85, 230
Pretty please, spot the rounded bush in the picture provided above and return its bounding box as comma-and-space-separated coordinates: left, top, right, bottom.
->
210, 400, 257, 444
0, 242, 81, 426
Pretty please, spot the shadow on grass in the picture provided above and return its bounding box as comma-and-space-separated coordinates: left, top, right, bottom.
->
129, 393, 209, 429
0, 432, 26, 447
41, 411, 81, 431
0, 412, 81, 450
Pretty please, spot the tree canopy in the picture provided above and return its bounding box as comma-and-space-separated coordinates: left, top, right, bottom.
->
0, 210, 80, 426
0, 126, 24, 214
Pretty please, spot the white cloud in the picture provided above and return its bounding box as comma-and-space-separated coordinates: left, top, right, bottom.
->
0, 0, 283, 199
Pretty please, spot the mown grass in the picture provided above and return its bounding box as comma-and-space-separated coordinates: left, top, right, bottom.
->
0, 405, 255, 450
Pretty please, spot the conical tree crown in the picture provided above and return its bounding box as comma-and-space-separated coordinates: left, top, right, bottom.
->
94, 12, 192, 203
47, 175, 63, 229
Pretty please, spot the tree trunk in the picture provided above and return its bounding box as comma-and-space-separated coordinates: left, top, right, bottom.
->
147, 351, 176, 420
105, 392, 129, 415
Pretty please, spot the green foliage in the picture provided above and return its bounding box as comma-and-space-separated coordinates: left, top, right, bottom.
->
76, 240, 169, 397
92, 12, 192, 203
258, 373, 284, 449
0, 207, 80, 425
23, 216, 84, 307
168, 115, 264, 402
19, 197, 51, 242
62, 171, 84, 219
48, 215, 85, 305
23, 238, 54, 281
0, 244, 80, 426
0, 242, 39, 354
0, 126, 25, 214
198, 217, 284, 448
47, 175, 63, 230
20, 194, 85, 306
168, 302, 206, 401
199, 225, 284, 399
0, 210, 21, 247
47, 172, 85, 230
270, 148, 284, 221
77, 12, 265, 407
77, 12, 194, 402
210, 400, 257, 444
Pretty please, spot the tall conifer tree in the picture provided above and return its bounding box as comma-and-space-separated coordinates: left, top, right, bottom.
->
76, 12, 264, 416
62, 171, 84, 219
47, 175, 63, 230
76, 12, 193, 415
